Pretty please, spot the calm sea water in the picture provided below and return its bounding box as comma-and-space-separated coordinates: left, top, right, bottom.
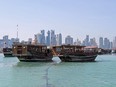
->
0, 53, 116, 87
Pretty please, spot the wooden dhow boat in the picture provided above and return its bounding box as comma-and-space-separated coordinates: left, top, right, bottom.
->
12, 43, 53, 62
52, 45, 98, 62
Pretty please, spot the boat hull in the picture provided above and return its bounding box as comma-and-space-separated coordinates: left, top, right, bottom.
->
3, 48, 14, 57
4, 53, 14, 57
59, 55, 97, 62
17, 57, 53, 62
13, 54, 53, 62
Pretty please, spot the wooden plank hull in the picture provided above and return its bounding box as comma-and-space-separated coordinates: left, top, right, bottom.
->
4, 53, 14, 57
13, 53, 53, 62
59, 55, 97, 62
17, 56, 53, 62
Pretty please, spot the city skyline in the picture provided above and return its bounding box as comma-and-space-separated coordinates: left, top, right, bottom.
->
0, 0, 116, 42
0, 30, 115, 49
0, 31, 114, 43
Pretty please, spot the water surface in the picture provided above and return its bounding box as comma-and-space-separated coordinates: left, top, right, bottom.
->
0, 53, 116, 87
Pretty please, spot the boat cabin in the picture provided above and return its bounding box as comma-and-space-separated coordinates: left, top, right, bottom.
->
12, 44, 49, 56
52, 45, 98, 56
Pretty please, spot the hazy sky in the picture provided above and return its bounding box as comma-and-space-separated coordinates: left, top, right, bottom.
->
0, 0, 116, 42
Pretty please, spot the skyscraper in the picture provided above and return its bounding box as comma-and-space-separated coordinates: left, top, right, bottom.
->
56, 33, 62, 46
104, 38, 110, 49
82, 35, 90, 46
34, 33, 42, 44
110, 42, 113, 49
90, 38, 97, 46
51, 30, 56, 46
113, 36, 116, 49
85, 35, 90, 46
41, 30, 45, 44
46, 30, 50, 46
65, 35, 73, 45
34, 30, 45, 45
99, 37, 104, 48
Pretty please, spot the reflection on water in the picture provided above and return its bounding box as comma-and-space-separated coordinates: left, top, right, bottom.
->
15, 62, 52, 67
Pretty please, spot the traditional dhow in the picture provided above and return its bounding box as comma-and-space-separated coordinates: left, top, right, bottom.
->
12, 44, 53, 62
3, 47, 14, 57
52, 45, 98, 62
98, 48, 112, 55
